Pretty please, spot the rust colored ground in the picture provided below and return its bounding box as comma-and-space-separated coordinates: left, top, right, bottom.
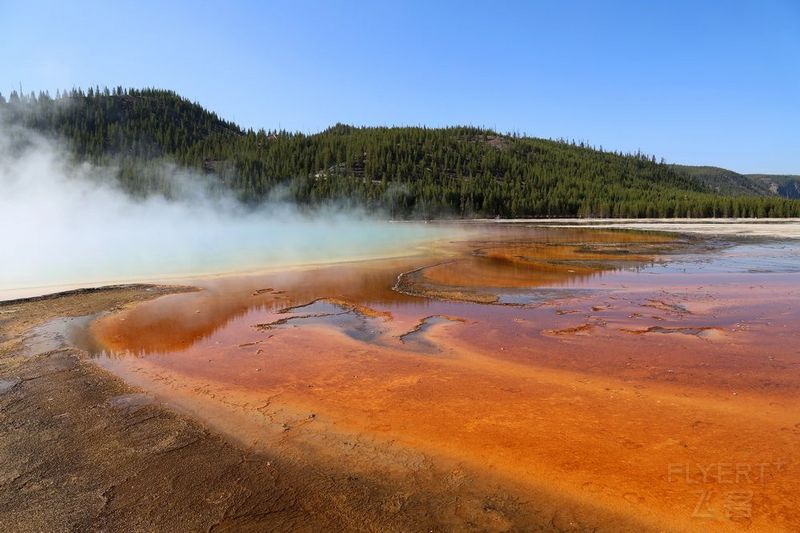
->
89, 227, 800, 531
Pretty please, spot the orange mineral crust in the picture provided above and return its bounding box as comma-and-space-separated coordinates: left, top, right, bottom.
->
89, 227, 800, 531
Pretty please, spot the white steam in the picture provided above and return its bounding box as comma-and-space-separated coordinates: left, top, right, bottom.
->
0, 123, 444, 299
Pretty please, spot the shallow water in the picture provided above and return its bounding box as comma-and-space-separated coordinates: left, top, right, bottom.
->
85, 224, 800, 530
643, 240, 800, 274
0, 219, 454, 301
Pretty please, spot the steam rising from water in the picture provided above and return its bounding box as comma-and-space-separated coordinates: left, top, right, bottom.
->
0, 124, 446, 299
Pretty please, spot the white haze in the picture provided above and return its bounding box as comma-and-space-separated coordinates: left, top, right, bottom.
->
0, 123, 447, 300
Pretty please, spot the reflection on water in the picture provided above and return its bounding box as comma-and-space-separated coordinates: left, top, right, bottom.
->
89, 226, 679, 357
256, 299, 389, 344
399, 315, 463, 353
643, 240, 800, 274
88, 227, 800, 359
394, 231, 675, 304
89, 256, 430, 356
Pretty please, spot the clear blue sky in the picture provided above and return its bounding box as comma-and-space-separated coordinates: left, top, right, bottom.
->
1, 0, 798, 174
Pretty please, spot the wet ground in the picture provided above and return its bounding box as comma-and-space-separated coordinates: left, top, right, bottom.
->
5, 224, 800, 531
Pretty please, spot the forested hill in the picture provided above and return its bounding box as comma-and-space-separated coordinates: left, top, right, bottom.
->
747, 175, 800, 200
670, 165, 773, 196
673, 165, 800, 200
2, 87, 799, 218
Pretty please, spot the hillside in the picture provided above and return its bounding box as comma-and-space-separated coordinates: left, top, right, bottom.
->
2, 87, 799, 218
747, 174, 800, 199
670, 165, 774, 196
673, 164, 800, 200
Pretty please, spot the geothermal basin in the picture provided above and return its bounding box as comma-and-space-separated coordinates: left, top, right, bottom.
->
12, 222, 800, 531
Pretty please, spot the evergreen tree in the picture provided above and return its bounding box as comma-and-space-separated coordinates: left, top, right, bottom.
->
1, 88, 798, 218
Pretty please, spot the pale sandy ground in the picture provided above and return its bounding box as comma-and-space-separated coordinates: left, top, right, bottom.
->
487, 218, 800, 238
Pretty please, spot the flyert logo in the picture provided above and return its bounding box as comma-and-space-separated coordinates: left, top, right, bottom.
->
666, 461, 788, 522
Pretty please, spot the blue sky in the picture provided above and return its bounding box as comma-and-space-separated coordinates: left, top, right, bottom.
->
1, 0, 798, 174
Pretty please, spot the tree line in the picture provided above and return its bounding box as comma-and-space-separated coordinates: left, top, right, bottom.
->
2, 87, 798, 218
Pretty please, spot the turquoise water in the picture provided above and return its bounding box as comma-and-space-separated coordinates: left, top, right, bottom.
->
1, 215, 449, 300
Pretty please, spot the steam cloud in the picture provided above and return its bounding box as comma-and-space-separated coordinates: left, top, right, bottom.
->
0, 121, 445, 299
